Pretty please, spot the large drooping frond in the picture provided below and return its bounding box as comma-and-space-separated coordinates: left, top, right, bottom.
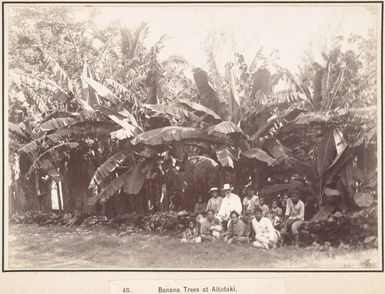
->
19, 122, 118, 155
193, 67, 227, 118
88, 150, 134, 189
89, 160, 152, 204
241, 147, 276, 166
25, 142, 80, 176
177, 99, 222, 124
81, 76, 120, 105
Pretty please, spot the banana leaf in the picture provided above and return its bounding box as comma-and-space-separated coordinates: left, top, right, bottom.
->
91, 161, 150, 204
40, 110, 76, 123
228, 66, 241, 123
95, 105, 140, 133
22, 85, 50, 113
9, 122, 30, 140
42, 50, 74, 91
293, 112, 332, 125
260, 181, 303, 195
10, 70, 69, 98
208, 121, 245, 136
188, 155, 218, 167
176, 99, 222, 123
324, 147, 355, 185
25, 142, 79, 176
123, 161, 149, 194
131, 126, 220, 146
89, 151, 134, 189
356, 141, 377, 185
353, 192, 374, 208
142, 104, 201, 124
105, 78, 141, 106
145, 66, 163, 104
192, 67, 225, 117
19, 122, 118, 154
48, 122, 118, 142
241, 147, 275, 166
88, 170, 129, 205
316, 128, 336, 177
81, 76, 120, 105
110, 127, 138, 140
326, 129, 347, 171
249, 107, 305, 141
216, 147, 237, 168
39, 117, 79, 132
250, 67, 271, 97
80, 62, 100, 107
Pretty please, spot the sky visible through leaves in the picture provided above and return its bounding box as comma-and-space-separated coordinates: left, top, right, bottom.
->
69, 4, 380, 74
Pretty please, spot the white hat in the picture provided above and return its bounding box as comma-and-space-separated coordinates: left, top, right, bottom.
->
208, 187, 219, 193
222, 183, 233, 191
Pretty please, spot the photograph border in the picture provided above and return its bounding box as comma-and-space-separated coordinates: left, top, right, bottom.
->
1, 0, 384, 273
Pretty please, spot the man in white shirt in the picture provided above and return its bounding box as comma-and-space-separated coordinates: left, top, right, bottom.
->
252, 207, 280, 249
217, 184, 242, 227
280, 190, 305, 249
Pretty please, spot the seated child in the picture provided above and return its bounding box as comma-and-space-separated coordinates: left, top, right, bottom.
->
181, 220, 201, 243
268, 199, 283, 228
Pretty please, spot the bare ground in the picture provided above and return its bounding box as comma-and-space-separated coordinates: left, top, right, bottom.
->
6, 224, 380, 270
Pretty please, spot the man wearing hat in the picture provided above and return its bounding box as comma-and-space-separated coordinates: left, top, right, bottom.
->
217, 184, 242, 227
206, 187, 222, 215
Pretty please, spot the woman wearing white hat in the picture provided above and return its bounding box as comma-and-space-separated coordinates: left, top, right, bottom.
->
217, 184, 242, 227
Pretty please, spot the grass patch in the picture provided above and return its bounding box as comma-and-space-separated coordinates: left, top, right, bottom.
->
6, 224, 380, 270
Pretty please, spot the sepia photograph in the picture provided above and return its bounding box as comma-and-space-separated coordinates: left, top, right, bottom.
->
2, 1, 383, 271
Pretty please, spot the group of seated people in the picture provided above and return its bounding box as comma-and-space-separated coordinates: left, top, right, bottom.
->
181, 183, 305, 249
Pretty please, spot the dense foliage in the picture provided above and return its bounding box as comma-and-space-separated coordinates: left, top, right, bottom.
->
8, 7, 377, 220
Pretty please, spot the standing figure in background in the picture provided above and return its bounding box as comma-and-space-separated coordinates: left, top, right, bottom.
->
194, 196, 207, 215
217, 183, 242, 230
242, 186, 259, 240
280, 190, 305, 249
258, 197, 270, 217
206, 187, 222, 216
242, 186, 259, 219
280, 194, 289, 213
